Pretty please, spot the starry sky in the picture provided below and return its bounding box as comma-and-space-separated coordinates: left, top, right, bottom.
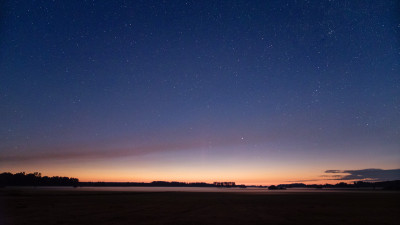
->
1, 0, 399, 185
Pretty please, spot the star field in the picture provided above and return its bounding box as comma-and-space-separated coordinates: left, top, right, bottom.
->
0, 0, 399, 184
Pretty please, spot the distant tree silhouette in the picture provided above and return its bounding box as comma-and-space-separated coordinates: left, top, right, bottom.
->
0, 172, 79, 187
276, 180, 400, 190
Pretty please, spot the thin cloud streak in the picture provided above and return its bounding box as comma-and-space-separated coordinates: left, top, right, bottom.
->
0, 141, 200, 162
285, 179, 324, 183
0, 134, 269, 163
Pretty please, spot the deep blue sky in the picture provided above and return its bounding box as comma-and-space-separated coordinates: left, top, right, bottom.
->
0, 0, 399, 183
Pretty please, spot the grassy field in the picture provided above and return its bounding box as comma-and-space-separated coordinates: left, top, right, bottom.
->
1, 189, 399, 225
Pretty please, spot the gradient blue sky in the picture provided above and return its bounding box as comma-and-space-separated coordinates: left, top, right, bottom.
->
1, 0, 399, 184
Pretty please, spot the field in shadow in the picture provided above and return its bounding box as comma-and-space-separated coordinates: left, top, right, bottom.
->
1, 189, 399, 225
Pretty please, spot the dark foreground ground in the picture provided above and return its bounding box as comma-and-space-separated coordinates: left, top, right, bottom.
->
1, 189, 399, 225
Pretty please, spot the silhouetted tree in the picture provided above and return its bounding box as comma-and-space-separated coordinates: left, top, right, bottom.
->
0, 172, 79, 187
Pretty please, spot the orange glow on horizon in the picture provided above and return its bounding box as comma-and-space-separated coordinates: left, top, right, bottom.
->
0, 167, 354, 186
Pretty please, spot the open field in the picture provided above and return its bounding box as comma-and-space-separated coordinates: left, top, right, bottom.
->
1, 189, 399, 225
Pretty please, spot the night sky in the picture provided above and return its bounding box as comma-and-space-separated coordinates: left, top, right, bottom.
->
1, 0, 399, 184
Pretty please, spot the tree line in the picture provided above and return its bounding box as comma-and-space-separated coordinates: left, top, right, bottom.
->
0, 172, 79, 187
271, 180, 400, 190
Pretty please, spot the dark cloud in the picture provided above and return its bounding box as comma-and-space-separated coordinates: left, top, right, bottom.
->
288, 169, 400, 183
324, 170, 341, 173
324, 168, 400, 182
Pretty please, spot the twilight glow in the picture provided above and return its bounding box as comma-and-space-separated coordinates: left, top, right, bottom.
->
0, 1, 399, 185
